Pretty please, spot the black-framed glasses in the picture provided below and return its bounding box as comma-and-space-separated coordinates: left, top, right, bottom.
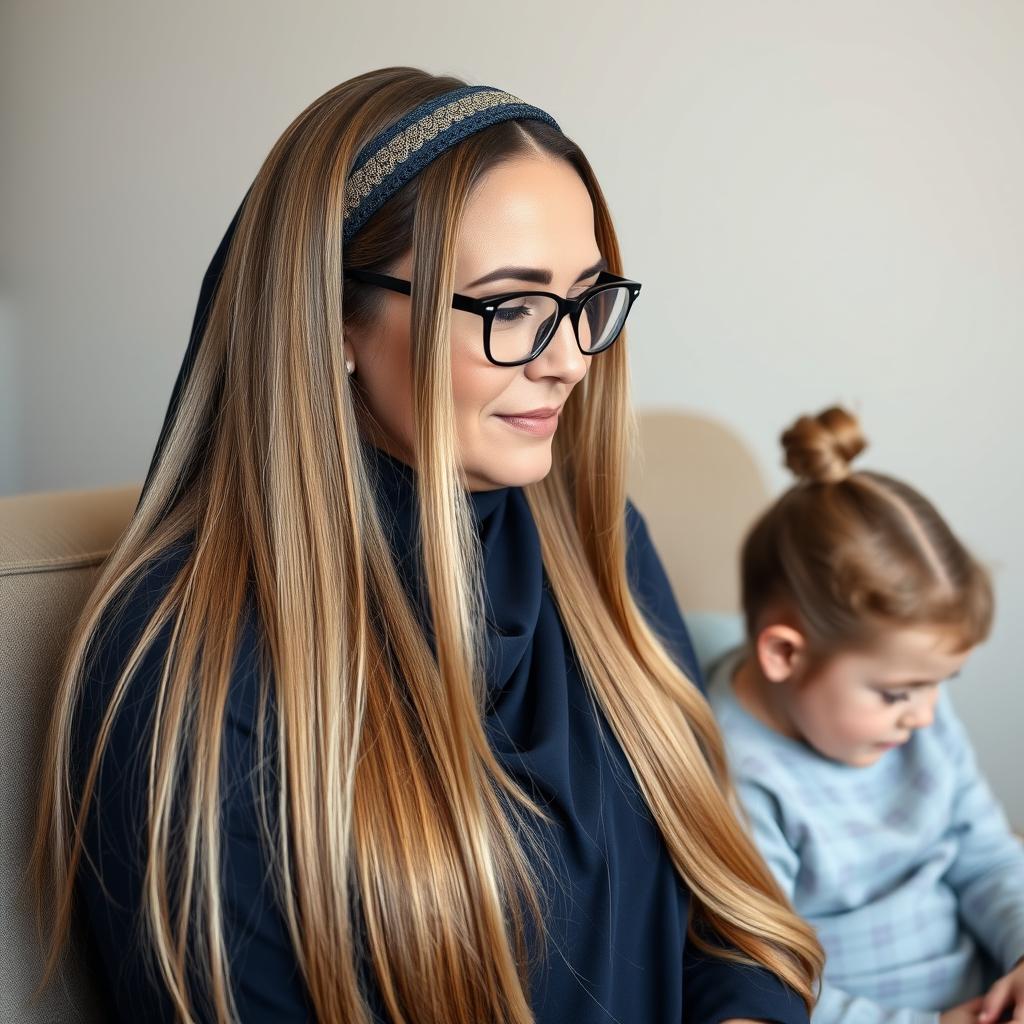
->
343, 268, 642, 367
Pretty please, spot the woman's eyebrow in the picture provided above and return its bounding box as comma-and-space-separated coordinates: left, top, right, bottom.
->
466, 257, 608, 289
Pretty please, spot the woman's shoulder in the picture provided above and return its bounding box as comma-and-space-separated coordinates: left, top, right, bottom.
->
84, 536, 195, 677
76, 539, 194, 751
74, 531, 277, 857
76, 534, 267, 775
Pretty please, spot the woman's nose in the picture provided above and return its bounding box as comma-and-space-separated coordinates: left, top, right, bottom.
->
525, 315, 588, 384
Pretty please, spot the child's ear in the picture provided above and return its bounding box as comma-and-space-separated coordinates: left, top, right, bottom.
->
755, 624, 808, 684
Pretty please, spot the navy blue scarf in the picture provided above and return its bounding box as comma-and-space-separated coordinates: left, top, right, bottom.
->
363, 447, 808, 1024
366, 443, 706, 1021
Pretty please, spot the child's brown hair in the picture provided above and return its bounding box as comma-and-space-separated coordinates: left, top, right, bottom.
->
741, 406, 994, 657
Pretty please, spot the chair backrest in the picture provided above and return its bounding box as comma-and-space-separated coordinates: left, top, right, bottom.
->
0, 483, 140, 1023
0, 410, 768, 1019
627, 409, 769, 670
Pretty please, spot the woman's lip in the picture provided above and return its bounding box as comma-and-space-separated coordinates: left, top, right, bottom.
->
496, 410, 560, 437
501, 407, 559, 418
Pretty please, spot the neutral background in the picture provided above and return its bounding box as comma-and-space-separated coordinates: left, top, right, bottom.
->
2, 2, 1021, 819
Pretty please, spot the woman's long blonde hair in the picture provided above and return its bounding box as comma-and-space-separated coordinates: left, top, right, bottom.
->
32, 67, 823, 1023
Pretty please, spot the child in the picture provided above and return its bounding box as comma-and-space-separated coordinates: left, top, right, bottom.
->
707, 406, 1024, 1024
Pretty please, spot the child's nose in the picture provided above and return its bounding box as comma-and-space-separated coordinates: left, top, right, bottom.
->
899, 694, 937, 730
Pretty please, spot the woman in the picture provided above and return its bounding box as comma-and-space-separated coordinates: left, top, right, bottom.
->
32, 67, 823, 1023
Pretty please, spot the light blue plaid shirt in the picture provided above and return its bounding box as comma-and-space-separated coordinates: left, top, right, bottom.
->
708, 646, 1024, 1024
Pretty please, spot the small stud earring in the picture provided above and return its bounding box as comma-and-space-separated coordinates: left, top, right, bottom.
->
345, 359, 355, 375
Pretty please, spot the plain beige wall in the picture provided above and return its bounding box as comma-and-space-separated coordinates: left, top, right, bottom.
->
1, 1, 1022, 819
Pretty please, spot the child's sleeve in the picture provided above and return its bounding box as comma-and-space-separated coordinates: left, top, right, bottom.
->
736, 780, 941, 1024
938, 693, 1024, 973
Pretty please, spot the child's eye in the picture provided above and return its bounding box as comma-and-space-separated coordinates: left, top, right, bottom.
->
880, 690, 910, 705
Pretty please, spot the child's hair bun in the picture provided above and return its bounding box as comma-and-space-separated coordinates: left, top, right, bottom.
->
781, 406, 867, 484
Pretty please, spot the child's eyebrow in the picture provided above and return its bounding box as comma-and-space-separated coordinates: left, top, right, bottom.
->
878, 671, 961, 689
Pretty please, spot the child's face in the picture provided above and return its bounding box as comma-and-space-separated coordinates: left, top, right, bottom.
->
787, 627, 973, 767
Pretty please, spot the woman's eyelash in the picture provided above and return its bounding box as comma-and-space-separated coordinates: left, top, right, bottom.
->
493, 306, 533, 322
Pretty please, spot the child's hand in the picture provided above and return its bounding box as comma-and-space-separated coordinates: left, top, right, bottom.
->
941, 996, 985, 1024
978, 959, 1024, 1024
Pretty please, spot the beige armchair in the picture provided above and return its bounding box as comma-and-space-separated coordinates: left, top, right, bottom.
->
1, 483, 142, 1022
0, 412, 765, 1022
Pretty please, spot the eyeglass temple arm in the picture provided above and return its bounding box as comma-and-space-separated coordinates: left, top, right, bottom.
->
345, 268, 481, 312
343, 268, 411, 295
345, 267, 641, 307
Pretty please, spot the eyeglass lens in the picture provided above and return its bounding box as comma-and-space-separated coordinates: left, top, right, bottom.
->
488, 286, 633, 364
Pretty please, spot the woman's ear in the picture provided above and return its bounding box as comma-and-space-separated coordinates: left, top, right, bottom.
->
755, 624, 807, 684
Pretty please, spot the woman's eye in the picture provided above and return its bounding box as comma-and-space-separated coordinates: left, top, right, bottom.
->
493, 305, 533, 323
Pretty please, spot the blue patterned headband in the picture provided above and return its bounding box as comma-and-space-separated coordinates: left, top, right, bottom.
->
342, 84, 562, 245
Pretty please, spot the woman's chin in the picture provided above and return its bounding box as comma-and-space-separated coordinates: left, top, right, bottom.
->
465, 440, 555, 490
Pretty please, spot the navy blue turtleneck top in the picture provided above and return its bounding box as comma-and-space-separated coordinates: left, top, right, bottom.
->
73, 447, 809, 1024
